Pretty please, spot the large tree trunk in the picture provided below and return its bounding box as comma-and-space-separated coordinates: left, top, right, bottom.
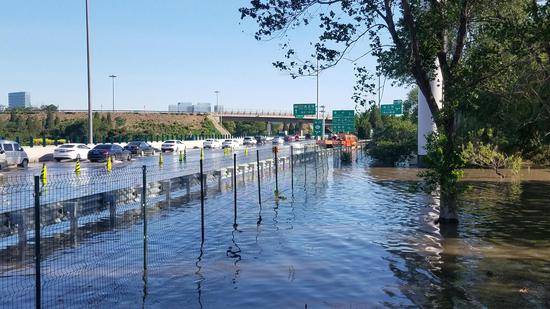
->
438, 192, 459, 224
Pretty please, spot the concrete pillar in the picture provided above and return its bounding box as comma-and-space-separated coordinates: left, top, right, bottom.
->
13, 213, 27, 250
68, 201, 79, 245
266, 122, 272, 136
417, 58, 443, 164
164, 180, 172, 207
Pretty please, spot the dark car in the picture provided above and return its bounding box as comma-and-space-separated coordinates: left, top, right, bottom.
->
255, 136, 267, 145
87, 144, 131, 162
284, 135, 295, 142
124, 141, 157, 156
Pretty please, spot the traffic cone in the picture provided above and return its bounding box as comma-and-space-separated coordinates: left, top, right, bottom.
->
75, 158, 81, 176
40, 163, 47, 186
106, 156, 112, 172
159, 152, 164, 166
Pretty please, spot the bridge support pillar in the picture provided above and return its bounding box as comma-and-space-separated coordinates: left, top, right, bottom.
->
266, 122, 272, 136
417, 58, 443, 167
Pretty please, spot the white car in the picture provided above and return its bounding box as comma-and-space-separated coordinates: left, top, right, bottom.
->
203, 139, 222, 149
0, 140, 29, 168
272, 136, 284, 144
243, 136, 257, 146
222, 139, 239, 149
161, 140, 186, 152
53, 143, 90, 162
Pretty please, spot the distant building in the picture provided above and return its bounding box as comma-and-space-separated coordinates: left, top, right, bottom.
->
8, 92, 31, 109
194, 102, 211, 113
168, 102, 214, 113
0, 105, 6, 112
178, 102, 193, 113
214, 104, 224, 113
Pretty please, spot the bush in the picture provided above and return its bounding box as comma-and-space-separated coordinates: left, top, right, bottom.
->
368, 117, 416, 166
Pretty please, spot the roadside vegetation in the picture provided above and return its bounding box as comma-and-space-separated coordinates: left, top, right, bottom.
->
0, 105, 221, 144
240, 0, 549, 223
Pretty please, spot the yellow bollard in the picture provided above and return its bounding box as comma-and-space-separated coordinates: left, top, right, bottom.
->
159, 151, 164, 166
40, 163, 47, 186
200, 148, 204, 160
179, 150, 184, 163
106, 156, 112, 172
244, 148, 249, 156
75, 158, 81, 176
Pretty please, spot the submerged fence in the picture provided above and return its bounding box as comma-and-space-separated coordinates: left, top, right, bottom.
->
0, 143, 363, 307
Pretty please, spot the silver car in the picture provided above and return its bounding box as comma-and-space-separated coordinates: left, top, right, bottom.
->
0, 140, 29, 169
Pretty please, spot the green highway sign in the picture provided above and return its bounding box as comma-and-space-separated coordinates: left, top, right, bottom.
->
332, 109, 355, 133
381, 100, 404, 116
293, 103, 316, 118
313, 119, 323, 136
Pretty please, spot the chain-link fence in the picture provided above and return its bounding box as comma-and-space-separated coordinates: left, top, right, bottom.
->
0, 143, 363, 307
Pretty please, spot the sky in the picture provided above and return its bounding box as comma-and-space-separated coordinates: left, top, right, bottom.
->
0, 0, 409, 113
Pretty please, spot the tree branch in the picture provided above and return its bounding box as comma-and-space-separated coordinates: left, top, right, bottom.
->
451, 0, 469, 68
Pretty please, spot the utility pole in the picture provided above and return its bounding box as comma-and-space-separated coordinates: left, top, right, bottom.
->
316, 57, 320, 120
109, 75, 117, 113
378, 74, 381, 108
320, 105, 326, 140
85, 0, 93, 144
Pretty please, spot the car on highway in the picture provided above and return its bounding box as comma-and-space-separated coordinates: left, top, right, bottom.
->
53, 143, 91, 162
88, 144, 131, 162
203, 139, 222, 149
222, 139, 240, 149
0, 139, 29, 169
272, 136, 284, 145
161, 140, 186, 153
255, 136, 267, 145
243, 136, 257, 146
284, 135, 295, 143
124, 141, 158, 156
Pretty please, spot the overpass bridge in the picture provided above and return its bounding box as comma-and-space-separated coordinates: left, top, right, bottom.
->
58, 109, 333, 135
214, 109, 332, 135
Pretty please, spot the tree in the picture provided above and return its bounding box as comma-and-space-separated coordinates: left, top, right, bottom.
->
240, 0, 549, 224
369, 117, 416, 166
402, 87, 418, 123
368, 105, 383, 130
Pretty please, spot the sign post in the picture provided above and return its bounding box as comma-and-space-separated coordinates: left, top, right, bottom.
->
313, 119, 323, 137
332, 110, 355, 133
293, 104, 316, 118
381, 100, 404, 116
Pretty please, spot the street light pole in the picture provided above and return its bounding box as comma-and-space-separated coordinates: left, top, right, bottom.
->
316, 57, 320, 120
85, 0, 93, 144
109, 75, 117, 113
215, 90, 221, 125
320, 105, 326, 140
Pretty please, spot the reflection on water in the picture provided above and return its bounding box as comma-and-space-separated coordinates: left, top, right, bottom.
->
1, 157, 549, 308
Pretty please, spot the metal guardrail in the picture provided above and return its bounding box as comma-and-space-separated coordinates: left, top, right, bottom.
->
0, 142, 361, 307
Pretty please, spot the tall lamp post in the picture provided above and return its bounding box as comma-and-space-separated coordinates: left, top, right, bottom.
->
85, 0, 93, 144
320, 105, 326, 140
109, 75, 117, 113
214, 90, 221, 125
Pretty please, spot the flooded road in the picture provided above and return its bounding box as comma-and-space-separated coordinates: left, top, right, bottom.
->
1, 155, 549, 308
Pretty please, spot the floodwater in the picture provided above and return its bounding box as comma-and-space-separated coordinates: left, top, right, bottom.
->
2, 155, 550, 308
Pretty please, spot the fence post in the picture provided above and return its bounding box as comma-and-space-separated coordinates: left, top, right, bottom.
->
304, 146, 307, 187
200, 156, 205, 243
34, 176, 41, 309
256, 150, 262, 224
141, 165, 147, 286
274, 147, 279, 197
290, 146, 294, 195
233, 153, 237, 228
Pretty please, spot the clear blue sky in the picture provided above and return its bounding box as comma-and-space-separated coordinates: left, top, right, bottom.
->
0, 0, 408, 112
